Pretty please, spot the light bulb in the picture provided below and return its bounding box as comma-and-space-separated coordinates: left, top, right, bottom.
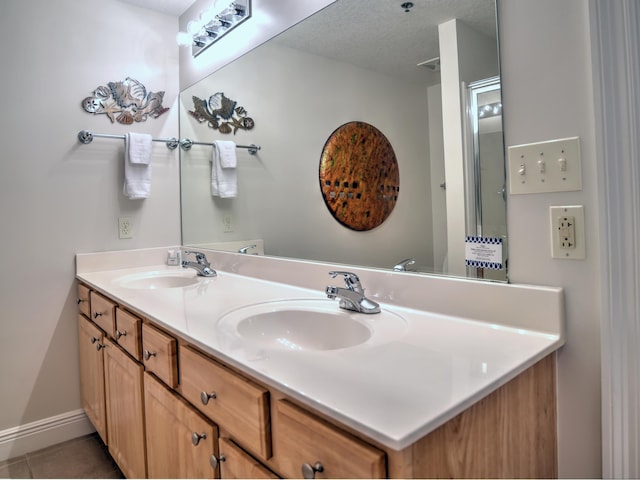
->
176, 31, 193, 47
187, 20, 203, 36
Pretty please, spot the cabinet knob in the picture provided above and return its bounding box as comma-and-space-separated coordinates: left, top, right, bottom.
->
143, 350, 156, 361
209, 454, 226, 469
200, 391, 217, 405
93, 312, 103, 319
96, 343, 106, 351
191, 432, 207, 446
76, 298, 85, 304
301, 462, 324, 479
90, 336, 99, 344
115, 330, 127, 339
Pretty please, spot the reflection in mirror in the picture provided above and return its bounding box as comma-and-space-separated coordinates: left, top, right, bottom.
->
180, 0, 507, 281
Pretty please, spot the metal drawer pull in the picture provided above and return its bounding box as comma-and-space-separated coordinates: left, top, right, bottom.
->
143, 350, 157, 361
90, 337, 99, 344
209, 454, 226, 469
93, 312, 103, 319
115, 330, 127, 339
76, 298, 85, 304
200, 391, 217, 405
302, 462, 324, 479
191, 432, 207, 446
96, 343, 106, 351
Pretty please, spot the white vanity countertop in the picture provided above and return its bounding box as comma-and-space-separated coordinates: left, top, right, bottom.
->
76, 251, 565, 451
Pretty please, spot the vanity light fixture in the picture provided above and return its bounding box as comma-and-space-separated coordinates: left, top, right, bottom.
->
478, 101, 503, 119
176, 0, 251, 57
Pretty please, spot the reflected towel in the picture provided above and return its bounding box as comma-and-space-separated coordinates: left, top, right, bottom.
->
211, 140, 237, 198
123, 132, 152, 199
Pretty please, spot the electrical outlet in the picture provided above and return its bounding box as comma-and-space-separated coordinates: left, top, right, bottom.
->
222, 214, 234, 233
550, 206, 585, 259
118, 216, 133, 239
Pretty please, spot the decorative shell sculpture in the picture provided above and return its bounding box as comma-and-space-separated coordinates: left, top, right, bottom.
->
188, 92, 254, 135
81, 77, 169, 124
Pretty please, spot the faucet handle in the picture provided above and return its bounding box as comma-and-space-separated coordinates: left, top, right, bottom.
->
328, 271, 363, 292
184, 250, 208, 263
238, 244, 257, 254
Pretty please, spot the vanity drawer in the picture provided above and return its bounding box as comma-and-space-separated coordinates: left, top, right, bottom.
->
90, 291, 116, 338
219, 437, 278, 479
115, 308, 142, 361
142, 323, 178, 388
77, 283, 91, 318
179, 345, 271, 460
273, 399, 386, 479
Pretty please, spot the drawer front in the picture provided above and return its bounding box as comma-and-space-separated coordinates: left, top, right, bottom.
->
142, 323, 178, 388
115, 308, 142, 361
219, 437, 278, 479
274, 399, 386, 479
77, 283, 91, 318
90, 291, 116, 338
179, 345, 271, 460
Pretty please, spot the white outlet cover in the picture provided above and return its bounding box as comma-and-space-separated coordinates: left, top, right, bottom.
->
549, 205, 585, 259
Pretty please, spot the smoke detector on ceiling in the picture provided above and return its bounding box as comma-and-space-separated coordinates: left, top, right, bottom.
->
417, 57, 441, 72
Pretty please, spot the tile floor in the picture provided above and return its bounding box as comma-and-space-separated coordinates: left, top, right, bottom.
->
0, 434, 123, 479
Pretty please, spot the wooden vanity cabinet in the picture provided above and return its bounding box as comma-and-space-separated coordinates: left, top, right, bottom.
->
178, 344, 272, 461
142, 323, 178, 388
77, 287, 147, 478
77, 315, 107, 444
144, 372, 219, 479
103, 337, 147, 479
218, 437, 278, 479
272, 399, 386, 479
77, 282, 557, 479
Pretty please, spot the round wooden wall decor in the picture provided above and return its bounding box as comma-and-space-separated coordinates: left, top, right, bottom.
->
319, 122, 400, 231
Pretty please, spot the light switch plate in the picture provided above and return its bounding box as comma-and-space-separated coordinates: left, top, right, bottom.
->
550, 205, 585, 259
508, 137, 581, 194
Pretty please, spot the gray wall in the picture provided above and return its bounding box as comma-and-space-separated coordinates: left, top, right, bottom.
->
0, 0, 180, 454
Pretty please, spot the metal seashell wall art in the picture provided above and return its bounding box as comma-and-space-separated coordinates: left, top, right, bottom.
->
81, 77, 169, 124
188, 92, 254, 134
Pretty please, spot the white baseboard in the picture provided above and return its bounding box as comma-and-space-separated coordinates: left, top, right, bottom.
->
0, 409, 95, 462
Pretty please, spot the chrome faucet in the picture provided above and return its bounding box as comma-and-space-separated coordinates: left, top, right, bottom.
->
238, 244, 257, 254
182, 250, 217, 277
393, 258, 416, 272
325, 271, 380, 314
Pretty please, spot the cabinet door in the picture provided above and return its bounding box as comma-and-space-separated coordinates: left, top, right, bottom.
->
77, 315, 107, 444
144, 372, 219, 479
104, 338, 147, 479
218, 437, 278, 479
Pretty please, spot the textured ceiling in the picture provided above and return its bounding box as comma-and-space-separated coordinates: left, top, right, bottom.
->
273, 0, 497, 84
117, 0, 195, 16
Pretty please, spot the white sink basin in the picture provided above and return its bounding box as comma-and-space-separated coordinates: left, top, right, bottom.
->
217, 299, 407, 351
116, 270, 200, 289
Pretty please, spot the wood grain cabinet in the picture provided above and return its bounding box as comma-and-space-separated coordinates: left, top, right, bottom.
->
273, 399, 386, 479
103, 337, 146, 479
144, 372, 219, 479
77, 282, 557, 479
77, 315, 107, 444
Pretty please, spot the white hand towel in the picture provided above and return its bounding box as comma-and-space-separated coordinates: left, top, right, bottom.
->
211, 140, 237, 198
123, 132, 153, 199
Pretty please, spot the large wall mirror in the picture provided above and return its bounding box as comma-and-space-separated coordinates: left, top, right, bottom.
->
180, 0, 507, 281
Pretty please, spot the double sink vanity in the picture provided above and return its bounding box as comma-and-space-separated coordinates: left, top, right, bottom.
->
76, 246, 565, 478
